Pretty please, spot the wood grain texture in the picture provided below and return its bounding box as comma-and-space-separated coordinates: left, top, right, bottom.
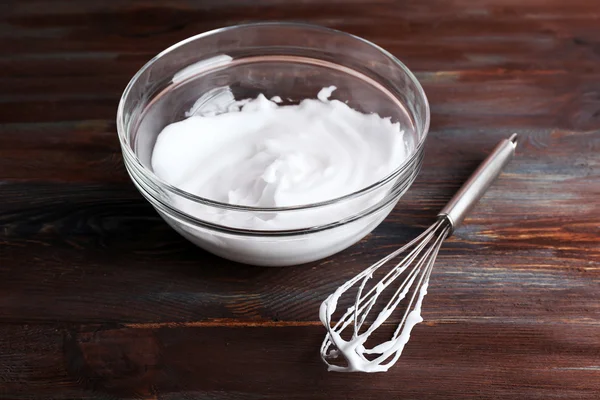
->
0, 0, 599, 399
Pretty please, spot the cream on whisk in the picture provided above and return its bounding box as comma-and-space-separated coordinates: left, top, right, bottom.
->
151, 87, 406, 210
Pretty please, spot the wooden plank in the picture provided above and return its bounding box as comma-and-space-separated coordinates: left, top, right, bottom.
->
1, 228, 598, 324
1, 148, 598, 324
1, 127, 598, 325
0, 323, 599, 399
1, 0, 600, 74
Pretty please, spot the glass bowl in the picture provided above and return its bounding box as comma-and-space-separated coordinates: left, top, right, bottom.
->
117, 22, 430, 266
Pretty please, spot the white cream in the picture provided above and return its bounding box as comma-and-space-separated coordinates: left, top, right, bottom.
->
150, 87, 411, 265
152, 87, 406, 227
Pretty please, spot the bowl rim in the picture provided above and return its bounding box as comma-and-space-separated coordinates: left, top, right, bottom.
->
117, 21, 430, 213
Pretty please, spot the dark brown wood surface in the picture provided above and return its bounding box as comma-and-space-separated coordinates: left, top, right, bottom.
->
1, 1, 599, 399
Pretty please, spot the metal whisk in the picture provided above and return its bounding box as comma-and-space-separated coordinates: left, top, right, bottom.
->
320, 134, 518, 372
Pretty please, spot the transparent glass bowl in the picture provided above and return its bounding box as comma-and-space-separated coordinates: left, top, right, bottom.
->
117, 22, 430, 266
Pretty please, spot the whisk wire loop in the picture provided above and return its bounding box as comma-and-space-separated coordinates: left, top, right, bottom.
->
320, 218, 451, 372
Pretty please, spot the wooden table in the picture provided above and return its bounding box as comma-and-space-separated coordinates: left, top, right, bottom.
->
1, 1, 599, 399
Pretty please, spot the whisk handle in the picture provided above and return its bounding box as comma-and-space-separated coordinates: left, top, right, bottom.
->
438, 133, 517, 232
